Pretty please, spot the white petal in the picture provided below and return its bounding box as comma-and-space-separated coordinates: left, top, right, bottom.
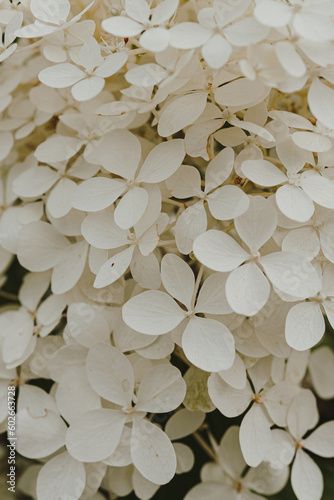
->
161, 253, 194, 309
47, 178, 76, 218
114, 187, 148, 229
126, 63, 168, 87
244, 462, 289, 496
136, 364, 186, 412
66, 409, 126, 462
303, 421, 334, 458
71, 76, 105, 102
137, 139, 185, 183
294, 12, 334, 42
308, 78, 334, 130
174, 442, 194, 474
158, 92, 207, 137
131, 419, 176, 485
151, 0, 178, 24
86, 129, 141, 179
104, 426, 131, 467
309, 346, 334, 400
215, 78, 270, 108
31, 0, 70, 24
81, 210, 128, 250
35, 135, 83, 163
208, 375, 253, 417
94, 246, 134, 288
193, 230, 249, 272
130, 250, 161, 290
292, 131, 331, 152
122, 290, 185, 335
266, 429, 295, 469
254, 0, 292, 28
107, 465, 133, 497
102, 16, 143, 37
287, 390, 319, 440
169, 22, 211, 49
182, 317, 235, 372
39, 63, 85, 88
275, 41, 306, 78
300, 172, 334, 209
165, 409, 205, 440
140, 27, 170, 52
166, 165, 201, 199
285, 302, 325, 351
13, 166, 59, 198
55, 367, 101, 423
291, 449, 323, 500
282, 227, 320, 261
51, 240, 88, 294
195, 272, 232, 315
95, 51, 128, 78
1, 310, 34, 365
235, 196, 277, 251
218, 354, 247, 391
201, 34, 231, 70
205, 146, 235, 192
264, 381, 299, 427
226, 263, 270, 316
276, 184, 314, 222
208, 185, 249, 220
72, 178, 126, 212
185, 483, 230, 500
132, 469, 159, 499
19, 271, 50, 311
66, 303, 110, 348
18, 221, 69, 272
36, 452, 85, 500
241, 159, 287, 187
240, 404, 272, 467
16, 408, 67, 459
260, 251, 321, 298
86, 343, 134, 406
224, 16, 269, 47
175, 202, 207, 255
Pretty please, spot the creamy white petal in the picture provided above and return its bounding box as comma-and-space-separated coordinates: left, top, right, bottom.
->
66, 409, 126, 462
285, 302, 325, 351
240, 404, 272, 467
136, 364, 186, 413
122, 290, 186, 335
72, 178, 126, 212
158, 92, 208, 137
131, 419, 176, 485
303, 421, 334, 458
291, 449, 323, 500
161, 253, 195, 309
86, 343, 133, 408
137, 139, 185, 183
207, 375, 252, 417
226, 263, 270, 316
182, 317, 235, 372
193, 230, 249, 272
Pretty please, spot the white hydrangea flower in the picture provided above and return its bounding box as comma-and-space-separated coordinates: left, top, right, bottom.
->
185, 426, 289, 499
123, 253, 235, 372
267, 390, 334, 500
66, 343, 186, 485
1, 0, 334, 498
39, 38, 128, 102
16, 0, 94, 39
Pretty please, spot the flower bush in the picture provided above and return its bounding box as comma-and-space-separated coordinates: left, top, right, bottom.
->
0, 1, 334, 499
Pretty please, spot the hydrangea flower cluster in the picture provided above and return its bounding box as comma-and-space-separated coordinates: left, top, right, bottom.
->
0, 1, 334, 499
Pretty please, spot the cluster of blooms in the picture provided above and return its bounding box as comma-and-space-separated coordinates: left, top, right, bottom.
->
1, 0, 334, 499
